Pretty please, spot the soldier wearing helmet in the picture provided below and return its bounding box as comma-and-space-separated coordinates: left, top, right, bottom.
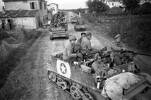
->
77, 32, 86, 45
63, 35, 83, 62
81, 32, 92, 51
80, 32, 93, 60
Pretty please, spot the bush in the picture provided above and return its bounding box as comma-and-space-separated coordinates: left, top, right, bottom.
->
22, 29, 42, 40
0, 29, 42, 100
0, 29, 42, 74
106, 7, 124, 15
123, 0, 140, 13
109, 16, 151, 52
86, 0, 109, 13
83, 14, 98, 23
0, 30, 10, 41
138, 2, 151, 14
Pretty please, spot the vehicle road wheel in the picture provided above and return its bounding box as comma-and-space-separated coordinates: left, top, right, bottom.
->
70, 85, 78, 93
70, 90, 82, 100
50, 36, 53, 40
84, 93, 94, 100
57, 78, 68, 90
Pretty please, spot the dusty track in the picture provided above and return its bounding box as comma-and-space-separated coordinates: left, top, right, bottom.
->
0, 12, 151, 100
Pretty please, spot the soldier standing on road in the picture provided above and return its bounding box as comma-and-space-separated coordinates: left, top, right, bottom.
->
63, 35, 83, 62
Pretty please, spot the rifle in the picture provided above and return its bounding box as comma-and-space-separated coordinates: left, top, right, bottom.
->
112, 49, 151, 57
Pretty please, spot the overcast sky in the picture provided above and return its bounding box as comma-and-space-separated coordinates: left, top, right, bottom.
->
46, 0, 88, 9
0, 0, 4, 6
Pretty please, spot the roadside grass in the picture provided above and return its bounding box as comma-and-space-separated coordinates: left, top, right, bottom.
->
0, 43, 35, 100
109, 16, 151, 52
0, 43, 30, 100
84, 14, 151, 52
0, 29, 42, 100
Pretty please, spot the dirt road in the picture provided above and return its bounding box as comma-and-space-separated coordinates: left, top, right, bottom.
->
0, 11, 104, 100
33, 13, 151, 100
1, 12, 151, 100
44, 23, 104, 100
13, 19, 103, 100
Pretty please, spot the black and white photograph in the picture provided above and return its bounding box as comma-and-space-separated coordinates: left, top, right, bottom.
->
0, 0, 151, 100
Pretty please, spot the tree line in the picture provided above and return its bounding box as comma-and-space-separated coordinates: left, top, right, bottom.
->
85, 0, 151, 15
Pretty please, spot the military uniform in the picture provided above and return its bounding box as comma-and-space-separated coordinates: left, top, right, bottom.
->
63, 36, 83, 63
81, 36, 92, 50
76, 37, 83, 45
63, 42, 74, 60
80, 36, 93, 60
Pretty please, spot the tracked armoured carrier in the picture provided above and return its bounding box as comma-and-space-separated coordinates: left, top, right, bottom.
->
74, 25, 86, 31
49, 11, 69, 40
74, 19, 86, 31
47, 49, 151, 100
49, 26, 69, 40
71, 17, 78, 24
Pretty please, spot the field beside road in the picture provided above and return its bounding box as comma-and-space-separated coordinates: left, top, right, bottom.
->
0, 29, 43, 100
83, 14, 151, 53
0, 11, 151, 100
83, 14, 151, 100
83, 14, 151, 75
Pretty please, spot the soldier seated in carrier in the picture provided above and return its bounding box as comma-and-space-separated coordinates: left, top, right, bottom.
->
80, 32, 92, 59
62, 35, 83, 63
80, 32, 103, 62
77, 32, 86, 45
72, 43, 83, 62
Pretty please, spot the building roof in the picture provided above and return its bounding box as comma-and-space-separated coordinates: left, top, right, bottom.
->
104, 0, 122, 2
3, 0, 44, 2
0, 10, 38, 18
3, 0, 27, 2
48, 3, 58, 6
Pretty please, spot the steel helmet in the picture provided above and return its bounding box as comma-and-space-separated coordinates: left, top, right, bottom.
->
69, 35, 77, 41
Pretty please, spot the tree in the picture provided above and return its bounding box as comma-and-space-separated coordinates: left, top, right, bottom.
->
138, 2, 151, 14
86, 0, 109, 13
123, 0, 140, 13
86, 0, 93, 12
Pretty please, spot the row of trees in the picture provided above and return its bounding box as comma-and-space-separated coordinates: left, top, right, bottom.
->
123, 0, 140, 12
86, 0, 109, 14
86, 0, 151, 14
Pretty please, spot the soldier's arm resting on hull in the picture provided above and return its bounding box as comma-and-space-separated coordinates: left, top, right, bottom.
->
63, 46, 77, 60
67, 47, 77, 58
87, 40, 92, 50
81, 37, 92, 50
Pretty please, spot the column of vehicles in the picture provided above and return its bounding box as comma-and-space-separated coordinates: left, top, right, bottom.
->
47, 44, 151, 100
49, 12, 87, 40
48, 12, 151, 100
74, 21, 86, 32
49, 11, 69, 40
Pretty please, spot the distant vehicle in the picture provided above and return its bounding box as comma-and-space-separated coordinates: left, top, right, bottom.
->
47, 49, 151, 100
71, 17, 78, 24
49, 26, 69, 40
43, 22, 50, 29
74, 24, 86, 31
74, 19, 86, 31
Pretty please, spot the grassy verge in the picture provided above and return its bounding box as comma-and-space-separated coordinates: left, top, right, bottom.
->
109, 15, 151, 52
0, 29, 42, 96
83, 14, 151, 52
